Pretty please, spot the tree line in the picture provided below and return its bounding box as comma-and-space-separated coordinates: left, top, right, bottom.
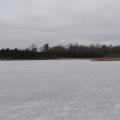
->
0, 44, 120, 59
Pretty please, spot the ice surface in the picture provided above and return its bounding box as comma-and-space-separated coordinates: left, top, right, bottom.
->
0, 60, 120, 120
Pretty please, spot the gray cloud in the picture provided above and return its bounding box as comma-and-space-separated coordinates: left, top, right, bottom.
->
0, 0, 120, 48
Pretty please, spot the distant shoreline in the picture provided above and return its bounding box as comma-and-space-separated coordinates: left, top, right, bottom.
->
1, 44, 120, 61
0, 57, 120, 61
92, 57, 120, 61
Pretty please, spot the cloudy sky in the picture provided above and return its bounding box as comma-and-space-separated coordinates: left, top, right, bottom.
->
0, 0, 120, 48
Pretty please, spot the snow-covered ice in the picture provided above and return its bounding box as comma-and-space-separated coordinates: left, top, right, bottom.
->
0, 60, 120, 120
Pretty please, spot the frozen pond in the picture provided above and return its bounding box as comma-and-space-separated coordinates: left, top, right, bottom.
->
0, 60, 120, 120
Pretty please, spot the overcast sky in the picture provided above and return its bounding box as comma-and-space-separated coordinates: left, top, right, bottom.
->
0, 0, 120, 48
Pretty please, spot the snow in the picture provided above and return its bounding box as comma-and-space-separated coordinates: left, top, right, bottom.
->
0, 60, 120, 120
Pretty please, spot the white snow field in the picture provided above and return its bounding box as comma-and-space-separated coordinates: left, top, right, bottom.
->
0, 60, 120, 120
